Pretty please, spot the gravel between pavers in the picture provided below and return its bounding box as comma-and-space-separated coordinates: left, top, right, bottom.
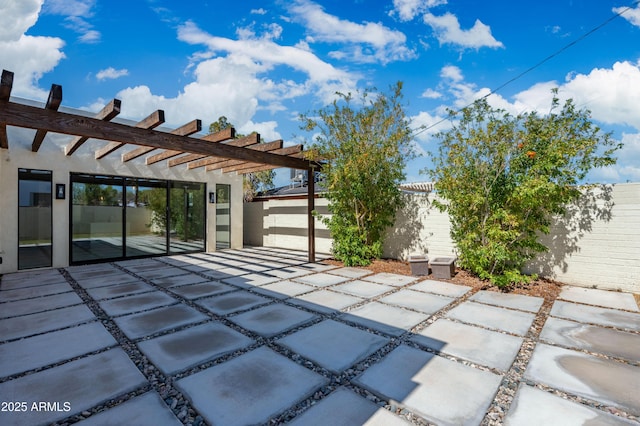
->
2, 255, 638, 426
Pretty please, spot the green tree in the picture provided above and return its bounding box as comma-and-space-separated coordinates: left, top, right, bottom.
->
426, 92, 621, 287
209, 116, 274, 201
301, 82, 415, 266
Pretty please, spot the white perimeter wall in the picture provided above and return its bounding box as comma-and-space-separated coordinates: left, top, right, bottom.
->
244, 184, 639, 293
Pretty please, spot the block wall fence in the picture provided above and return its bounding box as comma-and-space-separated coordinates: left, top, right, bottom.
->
244, 183, 639, 293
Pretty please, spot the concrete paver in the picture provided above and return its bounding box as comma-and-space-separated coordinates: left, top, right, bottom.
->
75, 391, 182, 426
341, 302, 429, 337
362, 273, 416, 286
412, 319, 524, 371
131, 267, 187, 280
176, 346, 327, 426
289, 290, 363, 314
293, 272, 351, 287
446, 301, 536, 336
277, 319, 388, 373
0, 291, 83, 319
327, 267, 372, 279
559, 286, 639, 312
470, 290, 544, 313
540, 316, 640, 362
550, 300, 640, 332
287, 387, 410, 426
73, 273, 140, 289
0, 322, 116, 377
504, 384, 636, 426
85, 281, 153, 300
150, 273, 208, 288
196, 290, 272, 315
0, 271, 66, 290
0, 348, 146, 426
253, 280, 315, 299
378, 289, 454, 314
137, 322, 254, 375
409, 280, 472, 298
114, 304, 209, 340
168, 281, 235, 299
222, 273, 280, 287
0, 282, 73, 302
98, 291, 177, 317
524, 343, 640, 416
354, 344, 502, 426
332, 280, 395, 298
0, 304, 95, 341
230, 304, 317, 337
263, 266, 313, 279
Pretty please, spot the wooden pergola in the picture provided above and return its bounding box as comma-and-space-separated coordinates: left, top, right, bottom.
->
0, 69, 321, 262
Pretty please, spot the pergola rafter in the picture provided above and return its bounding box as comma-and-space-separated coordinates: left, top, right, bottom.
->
167, 132, 260, 168
189, 139, 283, 170
145, 127, 235, 165
122, 119, 202, 162
95, 109, 165, 159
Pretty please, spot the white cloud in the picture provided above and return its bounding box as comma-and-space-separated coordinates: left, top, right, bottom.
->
0, 0, 65, 99
96, 67, 129, 81
421, 88, 442, 99
423, 12, 503, 49
614, 4, 640, 27
43, 0, 100, 43
0, 0, 42, 42
251, 8, 267, 15
288, 0, 416, 64
440, 65, 463, 82
177, 21, 358, 102
391, 0, 447, 21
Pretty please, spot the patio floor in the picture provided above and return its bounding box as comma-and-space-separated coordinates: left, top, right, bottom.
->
1, 247, 639, 426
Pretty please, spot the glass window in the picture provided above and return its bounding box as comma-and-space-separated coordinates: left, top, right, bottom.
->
18, 169, 52, 269
216, 184, 231, 249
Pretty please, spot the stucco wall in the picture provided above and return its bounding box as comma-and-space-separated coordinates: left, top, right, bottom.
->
244, 184, 639, 292
0, 126, 243, 273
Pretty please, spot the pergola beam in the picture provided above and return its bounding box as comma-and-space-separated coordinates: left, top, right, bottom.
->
0, 70, 13, 149
168, 132, 259, 168
122, 119, 201, 162
145, 127, 235, 165
95, 110, 165, 159
31, 84, 62, 152
65, 99, 121, 155
0, 100, 318, 170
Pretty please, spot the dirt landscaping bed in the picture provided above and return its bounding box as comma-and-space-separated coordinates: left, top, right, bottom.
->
322, 258, 564, 309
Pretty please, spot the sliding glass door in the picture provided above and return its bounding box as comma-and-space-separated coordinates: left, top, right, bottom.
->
71, 176, 124, 263
125, 178, 167, 257
18, 169, 52, 270
70, 174, 206, 264
169, 182, 205, 254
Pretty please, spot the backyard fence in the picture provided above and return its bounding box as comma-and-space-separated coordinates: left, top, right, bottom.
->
244, 183, 640, 293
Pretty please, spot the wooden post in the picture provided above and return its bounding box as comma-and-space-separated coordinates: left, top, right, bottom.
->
308, 166, 315, 263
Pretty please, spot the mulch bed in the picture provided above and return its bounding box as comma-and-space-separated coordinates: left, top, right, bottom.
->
322, 258, 564, 308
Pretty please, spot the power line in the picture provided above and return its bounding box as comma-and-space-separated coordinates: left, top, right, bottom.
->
411, 1, 640, 138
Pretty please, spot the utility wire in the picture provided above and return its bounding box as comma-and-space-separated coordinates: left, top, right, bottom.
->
412, 1, 640, 138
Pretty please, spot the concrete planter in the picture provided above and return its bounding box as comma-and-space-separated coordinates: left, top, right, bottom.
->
430, 257, 456, 279
409, 255, 430, 276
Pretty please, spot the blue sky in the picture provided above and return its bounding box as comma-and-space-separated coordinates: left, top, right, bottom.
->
3, 0, 640, 185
